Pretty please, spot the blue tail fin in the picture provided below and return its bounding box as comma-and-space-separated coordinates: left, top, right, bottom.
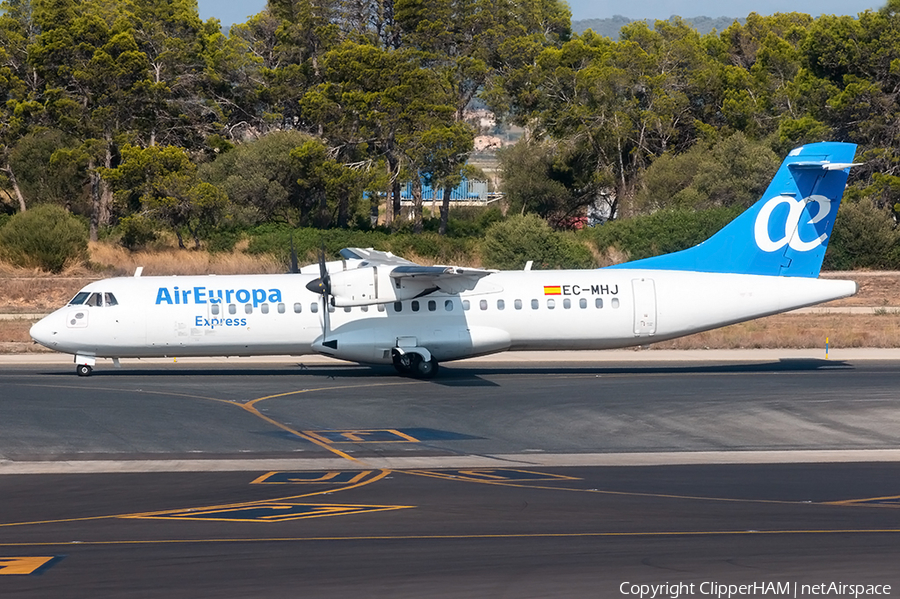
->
606, 142, 858, 278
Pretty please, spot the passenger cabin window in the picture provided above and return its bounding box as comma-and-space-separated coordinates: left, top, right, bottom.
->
515, 299, 522, 310
479, 299, 488, 310
361, 305, 368, 312
463, 300, 470, 311
611, 298, 620, 309
261, 303, 269, 314
547, 299, 556, 309
244, 304, 253, 314
531, 299, 539, 310
278, 303, 285, 314
580, 298, 587, 309
69, 292, 90, 305
563, 298, 571, 309
444, 300, 453, 311
428, 300, 436, 312
211, 304, 220, 316
595, 298, 603, 309
228, 304, 237, 315
411, 300, 420, 312
377, 304, 385, 312
393, 302, 403, 312
344, 307, 351, 313
311, 303, 319, 313
497, 299, 505, 310
328, 304, 335, 313
293, 302, 303, 313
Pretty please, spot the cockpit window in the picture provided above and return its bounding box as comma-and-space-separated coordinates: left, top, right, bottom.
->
104, 293, 118, 306
69, 292, 90, 305
86, 293, 103, 307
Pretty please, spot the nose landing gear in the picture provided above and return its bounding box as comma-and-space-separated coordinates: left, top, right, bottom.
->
75, 355, 96, 377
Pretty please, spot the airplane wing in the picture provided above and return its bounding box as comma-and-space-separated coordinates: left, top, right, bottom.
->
340, 248, 496, 294
339, 248, 418, 266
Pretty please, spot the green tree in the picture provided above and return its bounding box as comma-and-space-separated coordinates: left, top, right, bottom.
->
302, 41, 454, 228
201, 130, 315, 225
8, 129, 88, 210
634, 133, 780, 212
101, 144, 227, 248
0, 0, 42, 212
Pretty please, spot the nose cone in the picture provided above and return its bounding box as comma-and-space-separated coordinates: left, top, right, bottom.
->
305, 277, 328, 295
30, 316, 58, 349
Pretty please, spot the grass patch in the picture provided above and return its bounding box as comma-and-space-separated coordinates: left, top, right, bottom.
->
651, 314, 900, 349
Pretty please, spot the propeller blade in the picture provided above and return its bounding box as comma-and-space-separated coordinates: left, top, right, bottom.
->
318, 243, 327, 280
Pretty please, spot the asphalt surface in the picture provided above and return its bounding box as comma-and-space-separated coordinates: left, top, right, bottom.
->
2, 357, 900, 597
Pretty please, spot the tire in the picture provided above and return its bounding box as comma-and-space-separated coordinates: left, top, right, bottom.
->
415, 357, 439, 379
76, 364, 92, 377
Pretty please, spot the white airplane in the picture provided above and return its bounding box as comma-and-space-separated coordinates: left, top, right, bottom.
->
30, 142, 860, 377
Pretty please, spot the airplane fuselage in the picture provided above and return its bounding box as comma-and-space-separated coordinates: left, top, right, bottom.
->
30, 269, 857, 365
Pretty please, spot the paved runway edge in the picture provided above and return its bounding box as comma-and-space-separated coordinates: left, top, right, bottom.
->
6, 449, 900, 474
5, 348, 900, 365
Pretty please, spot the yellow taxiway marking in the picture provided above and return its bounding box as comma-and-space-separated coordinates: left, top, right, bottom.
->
239, 381, 421, 463
399, 470, 825, 507
825, 494, 900, 507
250, 470, 378, 485
406, 469, 581, 483
123, 502, 413, 523
0, 556, 59, 575
0, 470, 392, 528
302, 429, 420, 444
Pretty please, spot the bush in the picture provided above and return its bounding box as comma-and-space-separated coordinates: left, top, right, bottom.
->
482, 214, 595, 270
582, 206, 742, 263
0, 205, 89, 272
203, 226, 243, 253
824, 200, 900, 270
245, 224, 480, 267
115, 214, 158, 250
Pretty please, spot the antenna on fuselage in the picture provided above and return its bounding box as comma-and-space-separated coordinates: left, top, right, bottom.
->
289, 234, 299, 274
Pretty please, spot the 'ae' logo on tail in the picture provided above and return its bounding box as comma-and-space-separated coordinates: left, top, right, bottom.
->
753, 195, 831, 253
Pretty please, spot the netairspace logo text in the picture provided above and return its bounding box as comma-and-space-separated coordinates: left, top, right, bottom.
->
619, 581, 892, 599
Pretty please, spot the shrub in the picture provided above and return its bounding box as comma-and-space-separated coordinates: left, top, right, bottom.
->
116, 214, 158, 250
824, 200, 900, 270
582, 206, 742, 263
245, 225, 480, 267
0, 205, 89, 272
482, 214, 595, 270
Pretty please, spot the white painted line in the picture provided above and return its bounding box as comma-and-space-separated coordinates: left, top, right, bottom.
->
4, 449, 900, 474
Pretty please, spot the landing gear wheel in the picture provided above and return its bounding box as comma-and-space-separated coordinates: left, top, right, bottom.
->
76, 364, 93, 377
392, 351, 413, 375
415, 357, 439, 379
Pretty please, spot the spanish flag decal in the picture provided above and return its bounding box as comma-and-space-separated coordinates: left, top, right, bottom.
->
543, 286, 562, 295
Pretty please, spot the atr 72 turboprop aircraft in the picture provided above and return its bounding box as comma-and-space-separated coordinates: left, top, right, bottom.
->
30, 142, 861, 377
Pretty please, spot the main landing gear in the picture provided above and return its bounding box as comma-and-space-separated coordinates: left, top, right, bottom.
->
76, 364, 93, 377
392, 349, 439, 379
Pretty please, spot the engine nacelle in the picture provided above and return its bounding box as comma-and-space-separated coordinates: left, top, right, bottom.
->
327, 266, 432, 307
